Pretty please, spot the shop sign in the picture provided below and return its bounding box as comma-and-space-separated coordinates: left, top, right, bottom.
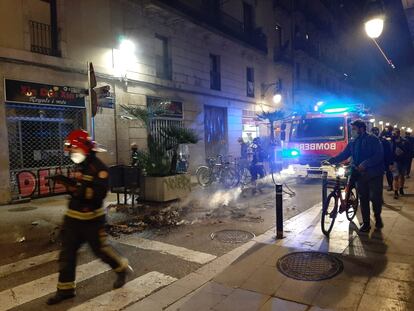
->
147, 96, 183, 119
5, 79, 86, 108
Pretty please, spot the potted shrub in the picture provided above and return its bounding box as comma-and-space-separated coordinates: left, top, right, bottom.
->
121, 104, 199, 202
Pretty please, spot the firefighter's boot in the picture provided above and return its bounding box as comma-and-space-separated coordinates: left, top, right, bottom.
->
113, 265, 133, 289
47, 290, 76, 305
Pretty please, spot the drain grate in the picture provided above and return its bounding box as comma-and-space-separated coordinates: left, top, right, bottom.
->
277, 251, 343, 281
8, 206, 38, 212
211, 229, 255, 243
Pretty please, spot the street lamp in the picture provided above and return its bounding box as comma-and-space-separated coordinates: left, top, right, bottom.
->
379, 120, 384, 130
273, 94, 282, 104
115, 37, 136, 79
364, 0, 395, 69
261, 80, 283, 105
365, 18, 384, 39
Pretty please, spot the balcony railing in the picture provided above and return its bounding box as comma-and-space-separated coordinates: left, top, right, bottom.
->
153, 0, 268, 53
29, 20, 60, 56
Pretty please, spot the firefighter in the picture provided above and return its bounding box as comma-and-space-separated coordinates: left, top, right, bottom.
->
250, 137, 266, 190
47, 129, 131, 305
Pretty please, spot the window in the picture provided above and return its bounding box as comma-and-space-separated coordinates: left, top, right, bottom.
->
29, 0, 60, 56
243, 2, 255, 32
210, 54, 221, 90
155, 34, 172, 80
290, 117, 345, 142
246, 67, 255, 97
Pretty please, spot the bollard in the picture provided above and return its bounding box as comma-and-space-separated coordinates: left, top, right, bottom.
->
275, 183, 283, 239
322, 171, 328, 210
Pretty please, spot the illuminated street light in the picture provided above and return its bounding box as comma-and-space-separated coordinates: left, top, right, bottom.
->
365, 18, 384, 39
115, 37, 136, 78
385, 122, 390, 126
120, 38, 135, 54
364, 1, 395, 69
273, 93, 282, 104
379, 121, 383, 124
369, 118, 376, 123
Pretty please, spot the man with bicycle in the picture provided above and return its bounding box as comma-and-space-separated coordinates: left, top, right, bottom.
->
324, 120, 384, 232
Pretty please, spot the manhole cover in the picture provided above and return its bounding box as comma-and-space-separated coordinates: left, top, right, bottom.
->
277, 251, 343, 281
211, 229, 255, 243
8, 206, 38, 212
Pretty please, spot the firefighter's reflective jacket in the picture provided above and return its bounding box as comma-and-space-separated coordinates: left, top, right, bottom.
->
67, 153, 109, 220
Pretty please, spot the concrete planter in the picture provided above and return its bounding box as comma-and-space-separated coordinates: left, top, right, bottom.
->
142, 174, 191, 202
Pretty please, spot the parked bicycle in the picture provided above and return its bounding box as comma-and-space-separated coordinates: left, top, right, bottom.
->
321, 164, 359, 236
233, 157, 252, 187
196, 155, 238, 188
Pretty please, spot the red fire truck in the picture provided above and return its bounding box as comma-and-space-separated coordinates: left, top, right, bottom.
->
280, 104, 372, 178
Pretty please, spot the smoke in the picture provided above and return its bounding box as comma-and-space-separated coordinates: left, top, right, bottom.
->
176, 185, 243, 211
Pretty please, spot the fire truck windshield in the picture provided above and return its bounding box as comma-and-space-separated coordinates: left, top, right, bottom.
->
290, 117, 345, 142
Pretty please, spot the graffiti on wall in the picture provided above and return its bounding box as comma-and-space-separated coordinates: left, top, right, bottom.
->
163, 174, 191, 192
14, 166, 75, 198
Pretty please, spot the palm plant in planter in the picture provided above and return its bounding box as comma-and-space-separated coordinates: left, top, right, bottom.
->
120, 103, 199, 201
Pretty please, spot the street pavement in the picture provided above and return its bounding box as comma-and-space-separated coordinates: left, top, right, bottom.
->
0, 178, 321, 310
4, 175, 412, 311
154, 178, 414, 311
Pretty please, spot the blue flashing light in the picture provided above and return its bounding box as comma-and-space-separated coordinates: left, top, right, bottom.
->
323, 107, 349, 114
282, 148, 300, 158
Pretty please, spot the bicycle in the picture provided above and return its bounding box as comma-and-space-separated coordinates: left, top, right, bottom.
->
196, 155, 238, 188
233, 157, 252, 187
321, 164, 359, 236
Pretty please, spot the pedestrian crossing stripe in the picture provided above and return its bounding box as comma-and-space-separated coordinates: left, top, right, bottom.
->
67, 271, 177, 311
0, 259, 111, 311
0, 250, 59, 278
118, 236, 217, 265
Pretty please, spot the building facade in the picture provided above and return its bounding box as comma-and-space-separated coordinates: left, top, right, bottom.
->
402, 0, 414, 47
0, 0, 297, 203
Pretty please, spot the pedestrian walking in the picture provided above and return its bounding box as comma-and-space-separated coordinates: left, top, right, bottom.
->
372, 127, 394, 191
325, 120, 384, 232
47, 130, 131, 305
238, 137, 248, 160
404, 130, 414, 178
391, 128, 410, 199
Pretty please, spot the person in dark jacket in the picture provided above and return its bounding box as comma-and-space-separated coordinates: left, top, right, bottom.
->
250, 137, 266, 184
47, 130, 131, 305
391, 128, 410, 198
326, 120, 384, 232
404, 131, 414, 178
238, 137, 248, 160
372, 127, 394, 191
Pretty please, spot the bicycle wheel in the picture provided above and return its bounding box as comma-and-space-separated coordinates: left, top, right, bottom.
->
221, 167, 238, 188
196, 166, 212, 187
346, 186, 359, 221
239, 168, 251, 186
321, 192, 338, 236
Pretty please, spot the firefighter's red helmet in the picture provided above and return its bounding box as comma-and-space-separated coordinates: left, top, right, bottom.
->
64, 129, 95, 154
